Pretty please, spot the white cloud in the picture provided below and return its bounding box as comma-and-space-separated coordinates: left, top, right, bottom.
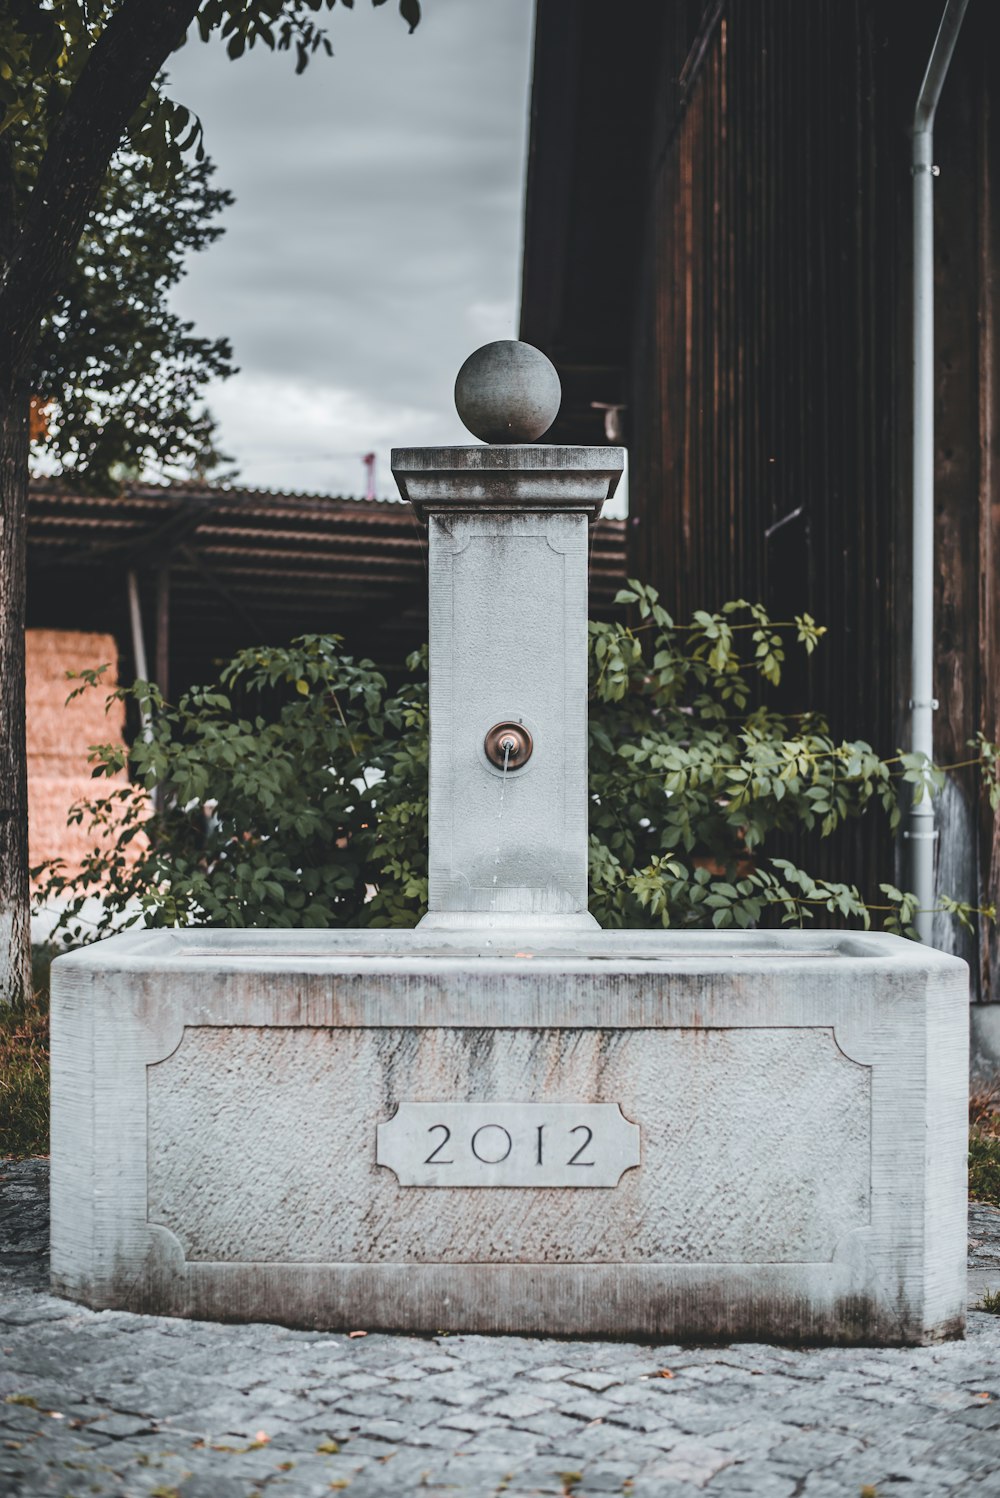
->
166, 1, 535, 491
465, 299, 519, 344
205, 372, 464, 499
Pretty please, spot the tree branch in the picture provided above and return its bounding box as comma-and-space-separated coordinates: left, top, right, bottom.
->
0, 0, 200, 376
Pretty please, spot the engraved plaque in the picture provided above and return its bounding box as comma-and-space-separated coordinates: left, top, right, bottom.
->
376, 1102, 640, 1188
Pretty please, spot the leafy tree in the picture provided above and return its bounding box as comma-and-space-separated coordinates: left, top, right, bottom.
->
33, 594, 999, 946
0, 0, 421, 1001
31, 148, 236, 490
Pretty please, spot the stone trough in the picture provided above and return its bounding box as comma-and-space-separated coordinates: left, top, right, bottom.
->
50, 342, 969, 1345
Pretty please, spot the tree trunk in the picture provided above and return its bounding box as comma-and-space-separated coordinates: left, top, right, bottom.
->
0, 380, 31, 1004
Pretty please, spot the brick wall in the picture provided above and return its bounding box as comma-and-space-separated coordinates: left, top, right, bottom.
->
26, 630, 130, 878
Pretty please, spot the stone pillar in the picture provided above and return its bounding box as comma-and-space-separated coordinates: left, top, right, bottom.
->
393, 415, 622, 929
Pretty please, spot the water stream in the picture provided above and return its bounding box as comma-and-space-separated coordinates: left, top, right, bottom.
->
490, 738, 513, 907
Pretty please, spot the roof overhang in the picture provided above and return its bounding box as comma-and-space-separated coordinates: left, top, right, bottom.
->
519, 0, 665, 445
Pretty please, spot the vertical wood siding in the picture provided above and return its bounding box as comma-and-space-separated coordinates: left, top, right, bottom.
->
625, 0, 998, 994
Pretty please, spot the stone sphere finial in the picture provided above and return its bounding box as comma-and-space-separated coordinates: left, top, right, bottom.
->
454, 340, 561, 444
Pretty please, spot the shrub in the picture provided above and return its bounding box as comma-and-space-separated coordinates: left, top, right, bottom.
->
970, 1078, 1000, 1207
586, 586, 998, 932
0, 950, 51, 1156
33, 586, 999, 945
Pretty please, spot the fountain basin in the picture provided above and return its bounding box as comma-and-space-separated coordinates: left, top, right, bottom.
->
50, 926, 967, 1344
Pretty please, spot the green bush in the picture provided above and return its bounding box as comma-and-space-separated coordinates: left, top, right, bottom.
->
970, 1080, 1000, 1207
969, 1132, 1000, 1208
33, 585, 999, 945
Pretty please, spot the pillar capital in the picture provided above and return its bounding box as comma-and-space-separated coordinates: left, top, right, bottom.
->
391, 445, 623, 522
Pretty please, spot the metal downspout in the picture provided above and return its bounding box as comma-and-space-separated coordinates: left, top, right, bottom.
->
908, 0, 970, 943
126, 568, 153, 743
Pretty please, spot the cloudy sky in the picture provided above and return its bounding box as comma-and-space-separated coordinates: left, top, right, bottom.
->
166, 0, 535, 502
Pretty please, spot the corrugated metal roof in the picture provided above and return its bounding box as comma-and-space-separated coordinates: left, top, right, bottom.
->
27, 479, 627, 684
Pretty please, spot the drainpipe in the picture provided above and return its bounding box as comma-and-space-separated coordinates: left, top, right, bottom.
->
908, 0, 969, 944
126, 568, 153, 743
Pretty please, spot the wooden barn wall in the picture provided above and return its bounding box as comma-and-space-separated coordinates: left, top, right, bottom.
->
625, 0, 999, 998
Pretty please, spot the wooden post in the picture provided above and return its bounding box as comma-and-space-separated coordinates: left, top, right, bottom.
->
155, 564, 170, 703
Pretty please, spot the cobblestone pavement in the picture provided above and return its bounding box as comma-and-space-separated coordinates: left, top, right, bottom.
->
2, 1160, 999, 1498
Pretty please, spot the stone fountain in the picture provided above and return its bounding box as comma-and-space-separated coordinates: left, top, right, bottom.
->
50, 342, 968, 1344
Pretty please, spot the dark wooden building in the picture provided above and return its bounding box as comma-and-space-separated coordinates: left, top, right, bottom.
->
521, 0, 1000, 1032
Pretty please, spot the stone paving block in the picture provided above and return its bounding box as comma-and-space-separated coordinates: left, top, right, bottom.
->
343, 1471, 445, 1498
598, 1382, 664, 1407
412, 1355, 463, 1374
4, 1161, 1000, 1498
116, 1455, 199, 1495
870, 1460, 957, 1489
618, 1473, 693, 1498
521, 1364, 579, 1384
767, 1430, 865, 1467
601, 1405, 676, 1437
553, 1391, 617, 1423
439, 1410, 503, 1433
571, 1459, 635, 1493
378, 1359, 433, 1381
328, 1391, 402, 1421
369, 1449, 441, 1483
430, 1335, 506, 1361
705, 1463, 803, 1497
462, 1426, 542, 1457
177, 1475, 249, 1498
512, 1411, 591, 1444
0, 1405, 47, 1436
637, 1436, 734, 1485
436, 1449, 519, 1483
564, 1371, 625, 1393
503, 1457, 583, 1493
481, 1392, 555, 1421
267, 1477, 354, 1498
418, 1372, 490, 1406
548, 1422, 642, 1463
91, 1411, 156, 1439
696, 1419, 790, 1459
953, 1398, 1000, 1428
387, 1419, 470, 1451
386, 1396, 468, 1431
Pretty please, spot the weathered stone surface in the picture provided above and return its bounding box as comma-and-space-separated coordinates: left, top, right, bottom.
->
390, 444, 621, 927
453, 340, 562, 444
423, 507, 592, 918
147, 1023, 864, 1263
51, 925, 967, 1343
390, 444, 623, 521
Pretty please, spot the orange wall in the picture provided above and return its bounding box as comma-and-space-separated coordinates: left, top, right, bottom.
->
26, 630, 130, 879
